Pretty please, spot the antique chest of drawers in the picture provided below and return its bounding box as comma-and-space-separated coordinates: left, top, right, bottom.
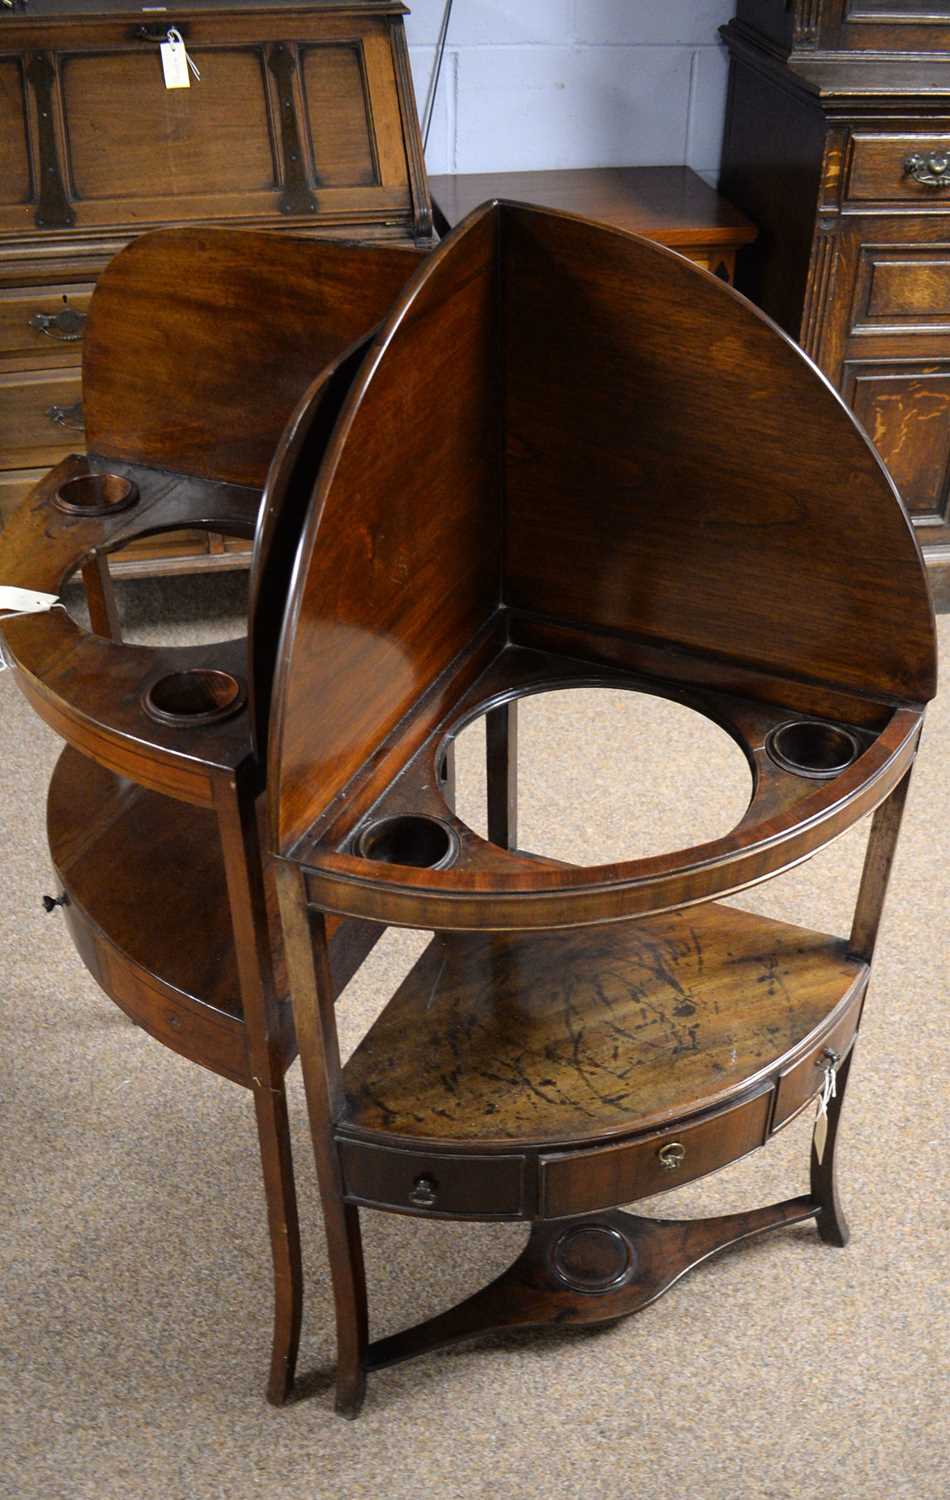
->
721, 0, 950, 608
0, 0, 429, 575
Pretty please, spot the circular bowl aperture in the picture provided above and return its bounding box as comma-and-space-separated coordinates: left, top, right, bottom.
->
356, 814, 459, 870
765, 720, 859, 779
142, 669, 246, 728
54, 473, 139, 518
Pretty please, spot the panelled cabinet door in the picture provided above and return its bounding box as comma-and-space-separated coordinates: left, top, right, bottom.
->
0, 11, 421, 239
816, 216, 950, 549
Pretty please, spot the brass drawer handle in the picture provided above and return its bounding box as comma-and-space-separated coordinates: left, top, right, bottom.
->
904, 152, 950, 188
658, 1141, 686, 1171
30, 308, 86, 343
408, 1175, 438, 1209
134, 21, 191, 41
46, 400, 85, 432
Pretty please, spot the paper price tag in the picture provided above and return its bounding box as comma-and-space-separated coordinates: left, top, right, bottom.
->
0, 586, 60, 616
161, 35, 191, 89
160, 30, 199, 91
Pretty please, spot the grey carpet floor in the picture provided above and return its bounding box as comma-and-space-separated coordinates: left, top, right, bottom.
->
1, 575, 947, 1500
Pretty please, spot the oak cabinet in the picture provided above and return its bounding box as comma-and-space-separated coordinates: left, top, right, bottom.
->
721, 0, 950, 604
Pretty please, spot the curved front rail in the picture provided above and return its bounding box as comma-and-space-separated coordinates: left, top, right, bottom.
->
0, 456, 260, 805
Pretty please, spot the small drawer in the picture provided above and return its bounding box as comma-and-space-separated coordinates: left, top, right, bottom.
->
772, 991, 863, 1130
338, 1137, 527, 1219
540, 1089, 772, 1219
847, 134, 950, 202
97, 939, 249, 1086
0, 284, 93, 365
0, 368, 84, 468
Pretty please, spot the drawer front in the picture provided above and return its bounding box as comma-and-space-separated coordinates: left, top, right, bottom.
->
97, 938, 249, 1086
0, 468, 46, 529
848, 134, 950, 203
0, 284, 93, 367
0, 368, 83, 468
849, 245, 950, 336
773, 992, 863, 1130
540, 1090, 771, 1220
843, 359, 950, 535
338, 1137, 527, 1219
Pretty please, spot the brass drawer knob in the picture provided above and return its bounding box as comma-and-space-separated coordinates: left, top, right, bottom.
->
46, 400, 85, 432
658, 1141, 686, 1171
904, 151, 950, 188
29, 307, 86, 343
408, 1175, 438, 1208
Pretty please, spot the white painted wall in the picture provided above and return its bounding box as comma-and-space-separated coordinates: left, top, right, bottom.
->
405, 1, 734, 182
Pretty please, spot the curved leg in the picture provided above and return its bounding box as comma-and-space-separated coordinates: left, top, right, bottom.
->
276, 870, 369, 1417
325, 1201, 368, 1419
253, 1079, 303, 1405
811, 1044, 854, 1248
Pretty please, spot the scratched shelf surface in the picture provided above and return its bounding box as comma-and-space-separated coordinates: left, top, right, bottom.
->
339, 902, 868, 1150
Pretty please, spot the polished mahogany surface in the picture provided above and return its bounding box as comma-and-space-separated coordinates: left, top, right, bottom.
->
0, 224, 417, 1406
269, 201, 934, 929
267, 200, 935, 1414
340, 902, 867, 1149
83, 228, 421, 488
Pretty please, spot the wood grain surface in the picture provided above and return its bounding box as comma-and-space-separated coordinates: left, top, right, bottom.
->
340, 902, 867, 1148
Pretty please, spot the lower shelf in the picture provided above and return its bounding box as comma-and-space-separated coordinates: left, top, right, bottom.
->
337, 903, 867, 1220
46, 746, 376, 1084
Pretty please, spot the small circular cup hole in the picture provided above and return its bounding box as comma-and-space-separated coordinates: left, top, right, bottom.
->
142, 669, 246, 728
54, 473, 139, 517
356, 814, 458, 870
766, 720, 859, 779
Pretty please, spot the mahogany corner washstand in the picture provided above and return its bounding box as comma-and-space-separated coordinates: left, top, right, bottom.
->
0, 225, 419, 1403
268, 200, 939, 1416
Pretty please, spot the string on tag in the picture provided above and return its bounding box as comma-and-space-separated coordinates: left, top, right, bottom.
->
167, 28, 200, 80
160, 28, 200, 89
813, 1049, 838, 1164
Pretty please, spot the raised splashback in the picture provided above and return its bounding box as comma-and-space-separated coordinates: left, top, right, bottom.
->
500, 203, 936, 707
83, 228, 422, 488
270, 200, 937, 855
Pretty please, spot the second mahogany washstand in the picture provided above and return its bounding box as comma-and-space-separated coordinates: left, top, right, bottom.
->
267, 201, 938, 1416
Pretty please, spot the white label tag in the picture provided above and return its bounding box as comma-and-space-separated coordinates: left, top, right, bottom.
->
161, 37, 190, 89
0, 586, 60, 615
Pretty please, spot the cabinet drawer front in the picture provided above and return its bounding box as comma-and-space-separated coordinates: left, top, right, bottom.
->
540, 1090, 771, 1220
338, 1137, 527, 1219
0, 368, 83, 467
851, 247, 950, 334
0, 284, 93, 365
773, 992, 863, 1130
0, 468, 46, 528
848, 134, 950, 202
844, 360, 950, 532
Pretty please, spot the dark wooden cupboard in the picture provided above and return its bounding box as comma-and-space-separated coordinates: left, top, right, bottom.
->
721, 0, 950, 606
0, 0, 430, 575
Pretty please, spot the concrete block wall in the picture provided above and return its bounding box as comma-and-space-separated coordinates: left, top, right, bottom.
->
405, 1, 734, 181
